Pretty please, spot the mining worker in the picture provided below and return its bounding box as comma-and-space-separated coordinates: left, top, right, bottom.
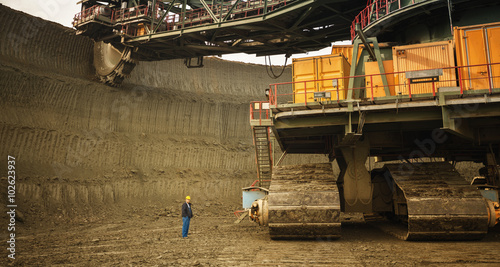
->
181, 196, 193, 238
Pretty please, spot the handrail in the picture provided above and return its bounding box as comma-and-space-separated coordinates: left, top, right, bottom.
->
74, 0, 289, 36
350, 0, 418, 40
73, 5, 113, 26
112, 5, 150, 22
250, 101, 271, 125
162, 0, 287, 32
268, 62, 500, 106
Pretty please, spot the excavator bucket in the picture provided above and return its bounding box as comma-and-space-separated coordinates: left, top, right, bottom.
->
94, 41, 136, 86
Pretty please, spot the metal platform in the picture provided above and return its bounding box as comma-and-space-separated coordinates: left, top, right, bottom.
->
74, 0, 367, 61
351, 0, 500, 42
260, 59, 500, 160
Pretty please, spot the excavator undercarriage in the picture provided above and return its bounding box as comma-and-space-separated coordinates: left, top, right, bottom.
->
379, 162, 491, 240
250, 160, 499, 241
246, 0, 500, 238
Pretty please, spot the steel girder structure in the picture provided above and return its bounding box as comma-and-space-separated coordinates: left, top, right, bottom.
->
74, 0, 367, 61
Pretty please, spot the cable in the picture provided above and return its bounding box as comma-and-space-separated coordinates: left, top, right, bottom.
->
265, 55, 288, 79
447, 0, 454, 36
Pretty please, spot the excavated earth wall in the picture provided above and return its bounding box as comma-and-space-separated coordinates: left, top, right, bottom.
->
0, 5, 327, 222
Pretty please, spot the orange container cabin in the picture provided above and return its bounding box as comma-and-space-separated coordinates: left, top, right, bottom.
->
292, 54, 351, 104
392, 40, 456, 95
454, 22, 500, 91
365, 60, 396, 98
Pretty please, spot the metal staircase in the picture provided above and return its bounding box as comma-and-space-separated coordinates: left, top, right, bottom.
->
253, 126, 272, 188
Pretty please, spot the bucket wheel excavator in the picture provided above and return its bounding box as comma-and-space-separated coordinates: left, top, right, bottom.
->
248, 0, 500, 240
74, 0, 368, 86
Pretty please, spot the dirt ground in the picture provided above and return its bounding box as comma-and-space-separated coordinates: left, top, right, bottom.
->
5, 207, 500, 266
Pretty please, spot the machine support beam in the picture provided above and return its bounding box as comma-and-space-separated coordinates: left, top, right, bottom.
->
290, 6, 315, 29
181, 0, 187, 30
128, 0, 318, 42
275, 149, 288, 166
347, 42, 360, 101
441, 106, 474, 140
321, 5, 354, 23
372, 40, 390, 97
348, 25, 389, 98
154, 0, 177, 33
200, 0, 220, 23
274, 109, 443, 129
222, 0, 242, 22
338, 138, 372, 213
150, 0, 157, 37
355, 23, 375, 61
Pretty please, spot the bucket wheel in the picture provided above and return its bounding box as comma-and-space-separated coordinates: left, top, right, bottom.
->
94, 41, 137, 86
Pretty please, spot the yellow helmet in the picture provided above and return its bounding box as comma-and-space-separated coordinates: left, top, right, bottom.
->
186, 196, 191, 200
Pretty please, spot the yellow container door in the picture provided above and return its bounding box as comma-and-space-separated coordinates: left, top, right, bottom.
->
365, 60, 395, 98
487, 26, 500, 89
293, 58, 316, 103
317, 55, 348, 101
463, 28, 490, 90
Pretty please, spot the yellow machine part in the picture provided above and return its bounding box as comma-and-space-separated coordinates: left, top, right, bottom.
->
331, 45, 360, 65
365, 60, 396, 98
495, 205, 500, 224
331, 43, 392, 66
292, 54, 350, 103
486, 199, 500, 227
392, 40, 456, 95
331, 45, 353, 59
136, 23, 151, 36
496, 204, 500, 225
454, 22, 500, 90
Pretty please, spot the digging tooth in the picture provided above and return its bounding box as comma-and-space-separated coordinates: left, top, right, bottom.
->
94, 42, 136, 86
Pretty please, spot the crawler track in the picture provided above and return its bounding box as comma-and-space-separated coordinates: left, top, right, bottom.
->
268, 163, 341, 239
385, 162, 489, 240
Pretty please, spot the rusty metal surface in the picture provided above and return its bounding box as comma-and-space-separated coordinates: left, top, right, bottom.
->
385, 162, 489, 240
267, 163, 341, 239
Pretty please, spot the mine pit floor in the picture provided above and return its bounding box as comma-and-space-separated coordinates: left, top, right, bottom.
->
8, 212, 500, 266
